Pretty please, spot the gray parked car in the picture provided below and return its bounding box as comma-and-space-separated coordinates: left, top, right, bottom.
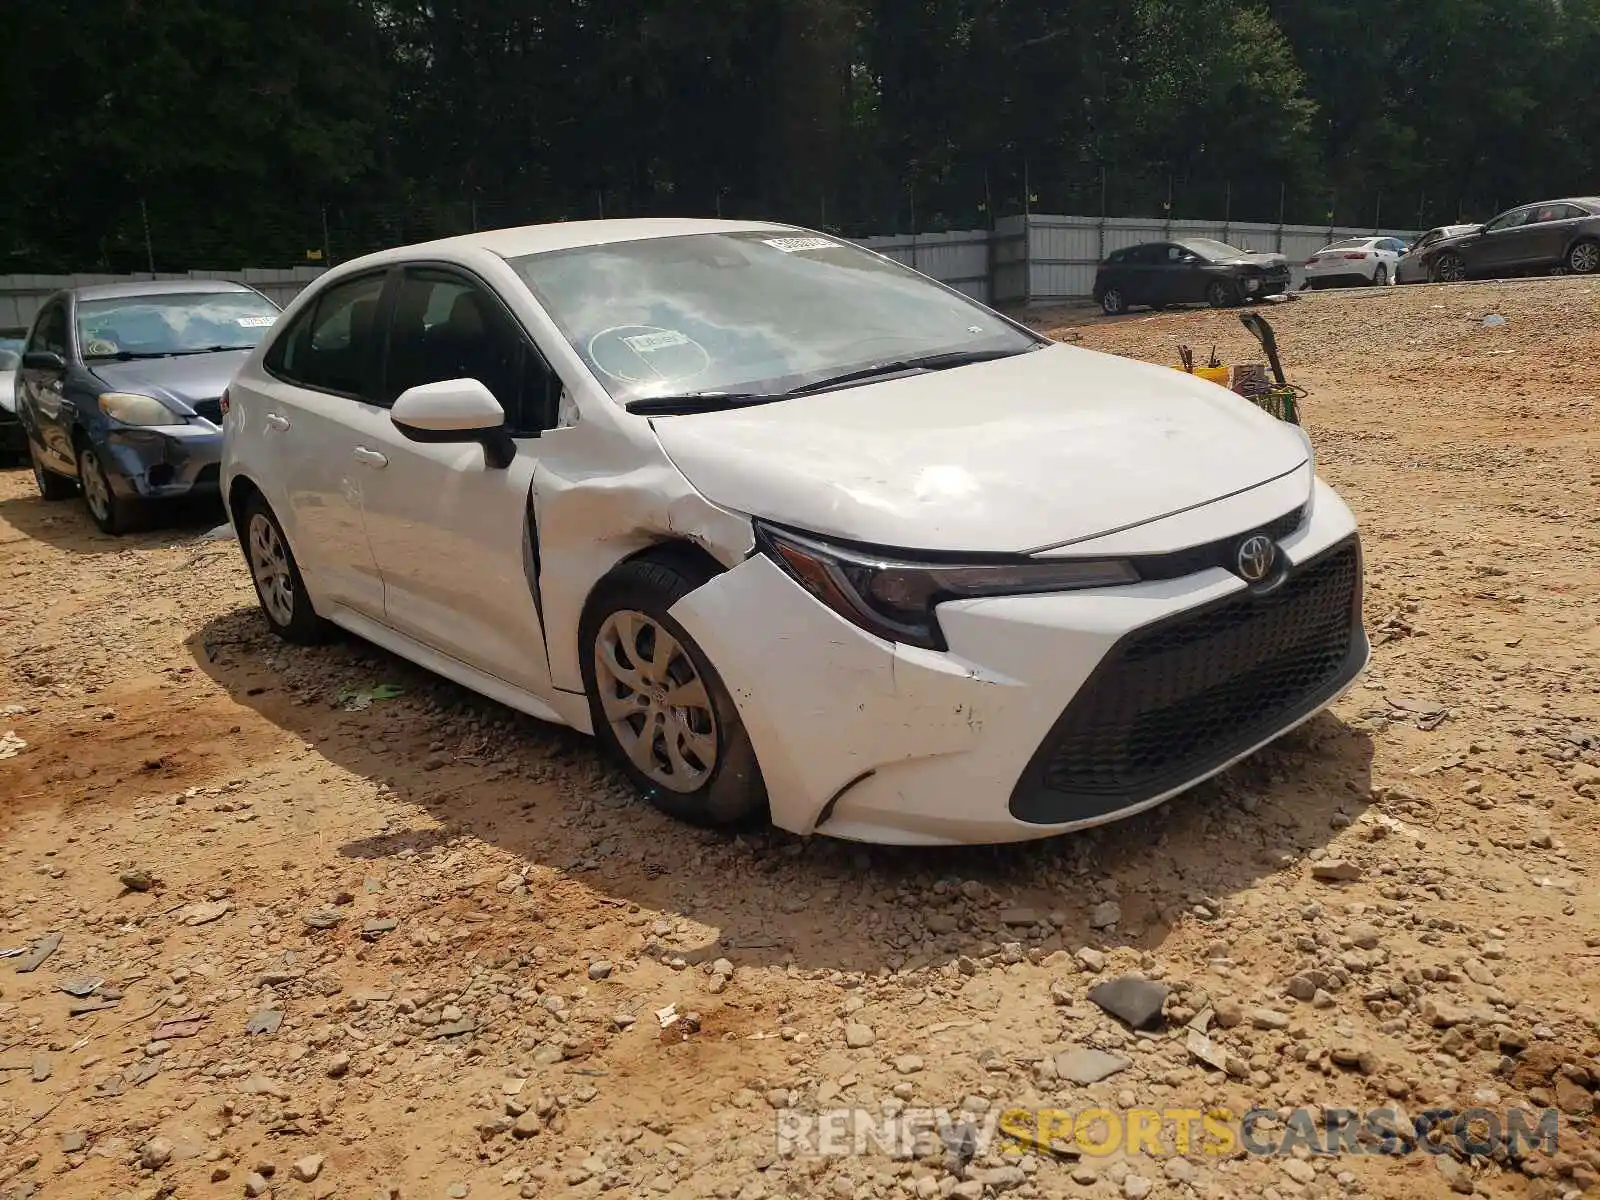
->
16, 281, 281, 533
0, 327, 26, 463
1416, 199, 1600, 283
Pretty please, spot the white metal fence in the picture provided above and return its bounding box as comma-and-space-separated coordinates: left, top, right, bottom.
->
0, 213, 1423, 330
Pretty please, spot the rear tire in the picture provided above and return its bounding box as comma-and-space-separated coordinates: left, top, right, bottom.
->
1206, 280, 1238, 308
580, 555, 766, 829
1099, 288, 1127, 315
237, 494, 329, 644
29, 441, 76, 501
1373, 264, 1389, 286
1567, 239, 1599, 275
77, 442, 144, 535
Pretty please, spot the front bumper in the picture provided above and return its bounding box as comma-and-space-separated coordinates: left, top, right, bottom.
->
102, 425, 223, 500
1240, 275, 1291, 298
671, 477, 1367, 845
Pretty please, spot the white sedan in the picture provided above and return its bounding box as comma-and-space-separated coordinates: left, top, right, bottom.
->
1302, 236, 1408, 288
220, 219, 1369, 846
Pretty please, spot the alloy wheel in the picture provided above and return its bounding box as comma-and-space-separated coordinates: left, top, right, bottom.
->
1569, 242, 1599, 274
593, 609, 719, 794
1436, 254, 1466, 283
1101, 289, 1125, 315
79, 449, 111, 522
247, 512, 296, 627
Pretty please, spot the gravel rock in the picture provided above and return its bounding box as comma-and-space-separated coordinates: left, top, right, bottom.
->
1089, 901, 1122, 929
588, 960, 614, 981
1088, 976, 1168, 1030
1055, 1048, 1132, 1084
845, 1023, 876, 1048
1311, 859, 1363, 882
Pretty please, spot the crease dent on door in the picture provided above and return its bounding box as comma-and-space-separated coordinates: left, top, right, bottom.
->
529, 453, 755, 697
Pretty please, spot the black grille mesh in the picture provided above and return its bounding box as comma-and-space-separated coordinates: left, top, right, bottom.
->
191, 398, 223, 423
1012, 539, 1361, 822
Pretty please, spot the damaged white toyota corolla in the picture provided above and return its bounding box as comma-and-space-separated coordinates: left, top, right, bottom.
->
220, 219, 1368, 846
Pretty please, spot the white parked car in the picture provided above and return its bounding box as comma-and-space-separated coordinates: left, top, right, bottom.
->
1302, 236, 1408, 288
220, 219, 1369, 846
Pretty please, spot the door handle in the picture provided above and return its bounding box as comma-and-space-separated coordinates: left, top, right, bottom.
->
352, 447, 388, 468
264, 412, 290, 431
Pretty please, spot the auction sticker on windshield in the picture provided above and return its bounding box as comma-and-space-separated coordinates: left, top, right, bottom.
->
763, 237, 836, 253
237, 316, 275, 328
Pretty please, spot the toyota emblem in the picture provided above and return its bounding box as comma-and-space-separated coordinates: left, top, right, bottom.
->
1235, 535, 1277, 582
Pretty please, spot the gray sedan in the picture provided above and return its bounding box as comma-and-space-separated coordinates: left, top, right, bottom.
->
15, 281, 280, 534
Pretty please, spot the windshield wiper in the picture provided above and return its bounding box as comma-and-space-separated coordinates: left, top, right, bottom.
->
625, 392, 784, 415
172, 345, 256, 355
85, 350, 177, 361
781, 344, 1045, 397
625, 345, 1045, 415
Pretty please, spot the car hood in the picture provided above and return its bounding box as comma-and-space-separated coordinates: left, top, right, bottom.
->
89, 350, 251, 411
0, 371, 15, 415
649, 343, 1311, 554
1219, 252, 1289, 269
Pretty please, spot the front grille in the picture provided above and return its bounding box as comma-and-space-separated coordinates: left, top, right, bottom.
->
193, 464, 221, 486
1123, 504, 1305, 581
191, 398, 223, 423
1010, 537, 1363, 824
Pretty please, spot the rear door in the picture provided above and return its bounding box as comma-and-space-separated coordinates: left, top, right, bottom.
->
19, 300, 73, 472
248, 270, 392, 618
1526, 203, 1587, 268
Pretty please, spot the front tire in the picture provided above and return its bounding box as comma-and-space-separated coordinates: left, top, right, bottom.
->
29, 441, 76, 501
1432, 252, 1466, 283
1567, 239, 1599, 275
77, 443, 143, 535
237, 494, 329, 644
1206, 280, 1238, 308
580, 555, 766, 828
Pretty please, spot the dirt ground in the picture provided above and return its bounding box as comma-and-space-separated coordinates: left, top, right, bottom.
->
1, 278, 1598, 1200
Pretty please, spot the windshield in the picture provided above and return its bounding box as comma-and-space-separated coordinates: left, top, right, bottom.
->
509, 231, 1038, 403
1180, 239, 1251, 260
76, 291, 280, 359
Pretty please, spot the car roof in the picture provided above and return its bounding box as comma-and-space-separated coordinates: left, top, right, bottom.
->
68, 279, 257, 303
334, 217, 800, 273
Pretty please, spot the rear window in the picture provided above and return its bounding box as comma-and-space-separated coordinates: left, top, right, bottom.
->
1322, 238, 1371, 251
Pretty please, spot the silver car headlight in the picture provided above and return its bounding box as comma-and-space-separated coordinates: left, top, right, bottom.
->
99, 392, 186, 427
755, 522, 1139, 651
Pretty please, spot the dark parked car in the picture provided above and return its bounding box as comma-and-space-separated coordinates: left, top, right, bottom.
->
1418, 198, 1600, 283
16, 280, 281, 533
0, 327, 26, 462
1093, 239, 1292, 314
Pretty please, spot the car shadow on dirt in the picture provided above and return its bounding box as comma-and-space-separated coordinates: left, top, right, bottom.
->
187, 606, 1375, 976
0, 469, 225, 554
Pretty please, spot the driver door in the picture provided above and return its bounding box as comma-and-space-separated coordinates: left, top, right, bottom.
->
1475, 208, 1538, 270
354, 265, 563, 697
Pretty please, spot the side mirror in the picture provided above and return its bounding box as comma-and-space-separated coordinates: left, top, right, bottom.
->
23, 350, 65, 372
390, 378, 518, 469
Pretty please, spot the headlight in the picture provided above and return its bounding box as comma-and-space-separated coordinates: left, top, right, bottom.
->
755, 523, 1139, 650
99, 392, 184, 427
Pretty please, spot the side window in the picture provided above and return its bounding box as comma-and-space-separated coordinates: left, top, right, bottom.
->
385, 269, 561, 434
1486, 209, 1531, 232
268, 273, 386, 397
29, 304, 68, 356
